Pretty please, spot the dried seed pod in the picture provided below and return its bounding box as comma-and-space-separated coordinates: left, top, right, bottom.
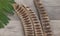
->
34, 0, 53, 36
13, 3, 44, 36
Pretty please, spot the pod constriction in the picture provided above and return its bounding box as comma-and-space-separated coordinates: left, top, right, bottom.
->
34, 0, 53, 36
13, 3, 44, 36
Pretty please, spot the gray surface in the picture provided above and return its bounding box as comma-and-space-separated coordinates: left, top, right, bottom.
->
51, 20, 60, 36
42, 0, 60, 20
15, 0, 60, 20
0, 14, 24, 36
0, 14, 60, 36
0, 0, 60, 36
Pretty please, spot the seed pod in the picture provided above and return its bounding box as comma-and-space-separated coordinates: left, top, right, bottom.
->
33, 0, 53, 36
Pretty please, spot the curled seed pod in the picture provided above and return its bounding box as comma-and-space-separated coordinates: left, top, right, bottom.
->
33, 0, 53, 36
13, 3, 44, 36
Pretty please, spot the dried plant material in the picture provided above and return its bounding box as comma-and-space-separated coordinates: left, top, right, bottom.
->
34, 0, 53, 36
13, 3, 44, 36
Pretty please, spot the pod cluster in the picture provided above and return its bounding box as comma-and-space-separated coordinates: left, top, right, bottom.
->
13, 3, 44, 36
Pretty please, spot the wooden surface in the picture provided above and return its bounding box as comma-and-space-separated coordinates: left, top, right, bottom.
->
0, 0, 60, 36
0, 14, 60, 36
15, 0, 60, 20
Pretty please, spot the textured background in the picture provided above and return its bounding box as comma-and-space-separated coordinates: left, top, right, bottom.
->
0, 0, 60, 36
0, 14, 60, 36
15, 0, 60, 20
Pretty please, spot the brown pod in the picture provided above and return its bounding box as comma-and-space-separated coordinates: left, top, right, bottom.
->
33, 0, 53, 36
13, 3, 34, 36
13, 3, 44, 36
